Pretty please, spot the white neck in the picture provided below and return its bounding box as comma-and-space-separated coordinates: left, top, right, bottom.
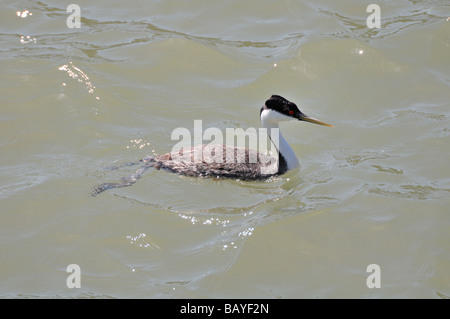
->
261, 109, 300, 171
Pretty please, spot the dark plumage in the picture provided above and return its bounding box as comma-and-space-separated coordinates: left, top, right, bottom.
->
146, 143, 286, 179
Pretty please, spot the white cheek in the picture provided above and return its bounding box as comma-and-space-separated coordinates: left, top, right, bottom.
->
260, 108, 293, 123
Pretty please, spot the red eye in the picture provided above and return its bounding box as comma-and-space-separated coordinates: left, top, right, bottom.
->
289, 110, 294, 115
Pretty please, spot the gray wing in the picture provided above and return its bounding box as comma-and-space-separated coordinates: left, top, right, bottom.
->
156, 144, 279, 179
90, 144, 281, 196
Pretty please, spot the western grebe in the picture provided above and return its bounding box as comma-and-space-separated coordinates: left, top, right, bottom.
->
90, 95, 332, 196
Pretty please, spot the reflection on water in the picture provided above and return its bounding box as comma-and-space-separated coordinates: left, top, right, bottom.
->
1, 0, 449, 298
59, 62, 99, 98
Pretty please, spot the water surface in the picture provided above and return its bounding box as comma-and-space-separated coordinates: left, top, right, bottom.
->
1, 0, 449, 298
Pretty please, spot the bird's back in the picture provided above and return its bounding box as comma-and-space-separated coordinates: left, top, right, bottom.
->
152, 144, 284, 179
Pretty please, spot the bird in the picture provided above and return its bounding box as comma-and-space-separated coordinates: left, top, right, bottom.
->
90, 95, 332, 196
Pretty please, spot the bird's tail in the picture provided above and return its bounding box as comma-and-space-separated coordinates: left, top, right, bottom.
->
90, 156, 156, 197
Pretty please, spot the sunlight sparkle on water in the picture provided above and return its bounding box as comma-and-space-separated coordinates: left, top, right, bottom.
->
16, 10, 32, 18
